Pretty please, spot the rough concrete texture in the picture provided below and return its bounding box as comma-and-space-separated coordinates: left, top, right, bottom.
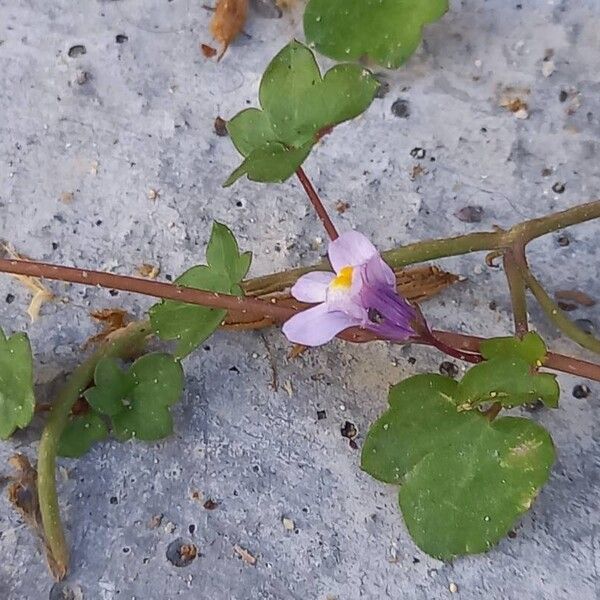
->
1, 0, 600, 598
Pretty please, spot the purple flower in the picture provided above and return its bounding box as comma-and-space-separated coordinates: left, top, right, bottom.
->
282, 231, 417, 346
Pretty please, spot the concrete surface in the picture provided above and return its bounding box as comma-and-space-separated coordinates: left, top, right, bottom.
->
1, 0, 600, 598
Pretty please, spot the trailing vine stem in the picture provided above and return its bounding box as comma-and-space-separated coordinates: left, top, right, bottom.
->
37, 320, 152, 580
3, 199, 599, 580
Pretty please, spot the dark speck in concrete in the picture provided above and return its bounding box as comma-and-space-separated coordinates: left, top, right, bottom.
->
391, 98, 410, 118
68, 44, 86, 58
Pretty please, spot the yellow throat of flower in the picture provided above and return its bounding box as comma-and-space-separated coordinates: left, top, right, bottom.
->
330, 266, 354, 290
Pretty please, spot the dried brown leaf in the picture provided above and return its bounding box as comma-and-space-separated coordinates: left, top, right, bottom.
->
210, 0, 248, 60
555, 289, 596, 307
233, 544, 257, 565
201, 43, 218, 58
7, 454, 66, 580
84, 308, 130, 348
136, 263, 160, 279
0, 242, 54, 321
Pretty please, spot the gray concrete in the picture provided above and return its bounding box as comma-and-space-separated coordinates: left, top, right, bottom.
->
1, 0, 600, 598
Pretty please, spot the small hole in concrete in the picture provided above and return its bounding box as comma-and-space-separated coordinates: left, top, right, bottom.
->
68, 45, 87, 58
115, 34, 128, 44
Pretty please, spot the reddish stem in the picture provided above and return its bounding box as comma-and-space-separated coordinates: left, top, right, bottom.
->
0, 258, 294, 322
295, 167, 339, 241
2, 257, 600, 382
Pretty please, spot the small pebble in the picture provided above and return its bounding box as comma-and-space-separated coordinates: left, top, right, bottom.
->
572, 384, 590, 399
449, 582, 459, 593
341, 421, 357, 439
439, 361, 459, 378
282, 517, 295, 531
455, 206, 484, 223
166, 538, 198, 567
214, 116, 228, 137
541, 60, 555, 78
410, 147, 426, 159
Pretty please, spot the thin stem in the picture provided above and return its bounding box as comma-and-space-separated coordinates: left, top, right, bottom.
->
433, 330, 600, 381
0, 258, 295, 322
247, 200, 600, 292
1, 256, 600, 381
512, 199, 600, 243
503, 246, 529, 336
516, 265, 600, 354
295, 167, 339, 241
37, 320, 152, 580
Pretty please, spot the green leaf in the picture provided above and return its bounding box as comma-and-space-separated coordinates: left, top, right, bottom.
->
112, 353, 182, 441
362, 370, 556, 559
129, 353, 184, 408
0, 328, 35, 440
84, 357, 132, 416
458, 357, 560, 409
150, 223, 251, 358
205, 222, 252, 282
480, 331, 547, 365
112, 402, 173, 442
399, 417, 555, 560
149, 266, 231, 359
362, 374, 482, 484
82, 353, 184, 442
58, 412, 108, 458
223, 142, 313, 186
225, 40, 378, 185
304, 0, 449, 69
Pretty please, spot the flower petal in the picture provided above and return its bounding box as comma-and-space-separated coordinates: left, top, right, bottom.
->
291, 271, 335, 303
363, 255, 396, 288
328, 231, 378, 272
282, 304, 358, 346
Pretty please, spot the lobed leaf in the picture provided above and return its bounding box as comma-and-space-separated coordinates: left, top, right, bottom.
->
71, 352, 184, 449
58, 412, 108, 458
304, 0, 449, 69
399, 417, 555, 559
0, 327, 35, 440
149, 222, 251, 358
362, 364, 556, 559
459, 333, 559, 409
225, 41, 378, 186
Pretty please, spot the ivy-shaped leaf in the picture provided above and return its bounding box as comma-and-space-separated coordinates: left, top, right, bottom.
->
0, 327, 35, 440
58, 412, 108, 458
304, 0, 449, 69
224, 40, 378, 186
83, 353, 184, 442
149, 222, 251, 358
362, 373, 555, 559
458, 332, 559, 409
399, 417, 555, 559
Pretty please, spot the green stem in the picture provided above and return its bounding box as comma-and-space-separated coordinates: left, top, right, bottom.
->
516, 266, 600, 354
246, 200, 600, 293
37, 320, 152, 580
503, 247, 529, 336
